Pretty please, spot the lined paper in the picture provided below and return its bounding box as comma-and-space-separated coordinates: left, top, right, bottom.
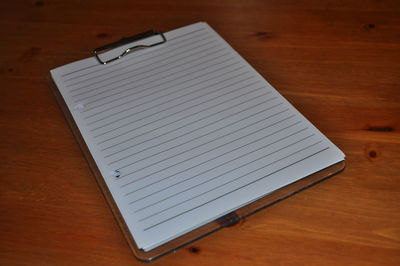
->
51, 22, 344, 251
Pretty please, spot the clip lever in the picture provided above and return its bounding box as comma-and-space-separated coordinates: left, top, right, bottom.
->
93, 30, 167, 65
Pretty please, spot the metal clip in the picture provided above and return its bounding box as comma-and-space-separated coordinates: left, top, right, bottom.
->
93, 30, 167, 65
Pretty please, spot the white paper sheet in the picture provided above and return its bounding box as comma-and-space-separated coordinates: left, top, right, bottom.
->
51, 22, 345, 251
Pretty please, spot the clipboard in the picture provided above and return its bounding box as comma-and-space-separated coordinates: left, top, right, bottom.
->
47, 24, 345, 261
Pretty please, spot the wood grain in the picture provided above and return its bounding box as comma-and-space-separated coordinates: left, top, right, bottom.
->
0, 0, 399, 265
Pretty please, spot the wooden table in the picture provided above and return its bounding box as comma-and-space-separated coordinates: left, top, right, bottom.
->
1, 0, 399, 265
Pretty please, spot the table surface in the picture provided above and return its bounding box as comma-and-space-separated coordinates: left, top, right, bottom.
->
1, 0, 399, 265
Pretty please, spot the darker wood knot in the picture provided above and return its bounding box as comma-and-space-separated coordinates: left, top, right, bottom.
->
30, 47, 41, 55
369, 150, 377, 158
8, 68, 13, 72
188, 246, 200, 254
96, 33, 110, 39
364, 23, 375, 31
35, 1, 44, 6
364, 143, 380, 161
256, 31, 268, 36
20, 47, 42, 62
366, 126, 394, 132
254, 31, 273, 40
215, 211, 241, 227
